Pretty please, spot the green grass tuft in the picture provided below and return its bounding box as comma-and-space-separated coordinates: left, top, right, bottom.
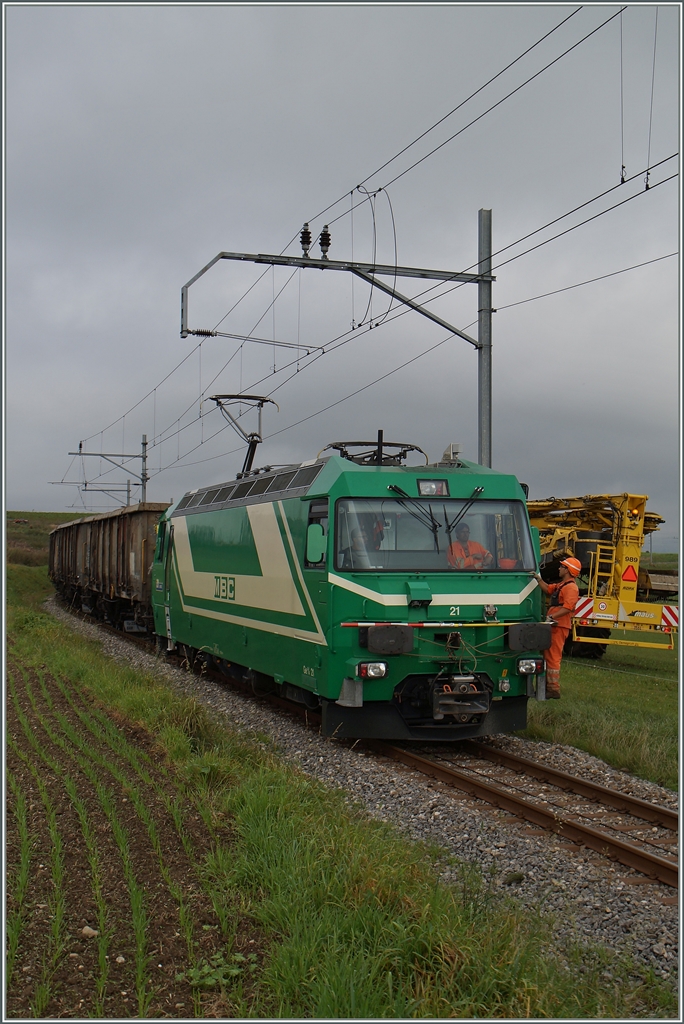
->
524, 639, 678, 789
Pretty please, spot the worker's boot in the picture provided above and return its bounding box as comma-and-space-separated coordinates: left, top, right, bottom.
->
545, 669, 560, 699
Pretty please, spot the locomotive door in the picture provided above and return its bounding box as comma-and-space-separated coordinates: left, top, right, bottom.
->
303, 500, 330, 649
152, 519, 174, 645
163, 524, 174, 642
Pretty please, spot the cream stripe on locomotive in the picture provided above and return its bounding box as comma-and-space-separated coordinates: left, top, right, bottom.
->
276, 499, 326, 640
173, 505, 306, 615
327, 572, 538, 607
170, 542, 327, 645
173, 596, 327, 645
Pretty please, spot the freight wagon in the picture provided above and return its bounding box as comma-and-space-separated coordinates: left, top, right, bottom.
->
49, 503, 169, 633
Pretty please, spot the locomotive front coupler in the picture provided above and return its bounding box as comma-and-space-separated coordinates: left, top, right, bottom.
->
430, 674, 491, 722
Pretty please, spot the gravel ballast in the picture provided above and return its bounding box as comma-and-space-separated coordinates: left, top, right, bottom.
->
47, 600, 679, 985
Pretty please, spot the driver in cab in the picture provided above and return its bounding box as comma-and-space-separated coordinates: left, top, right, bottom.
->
340, 528, 372, 569
447, 522, 494, 571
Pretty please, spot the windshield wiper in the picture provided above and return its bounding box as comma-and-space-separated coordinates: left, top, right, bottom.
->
444, 486, 485, 533
388, 485, 441, 552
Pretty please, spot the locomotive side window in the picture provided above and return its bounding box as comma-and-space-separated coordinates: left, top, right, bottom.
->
267, 470, 297, 492
249, 475, 274, 495
305, 500, 329, 568
292, 464, 323, 489
200, 489, 220, 505
215, 486, 235, 502
232, 480, 254, 499
335, 499, 535, 572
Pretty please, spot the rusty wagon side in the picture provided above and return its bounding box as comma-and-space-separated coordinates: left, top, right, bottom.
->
49, 503, 168, 632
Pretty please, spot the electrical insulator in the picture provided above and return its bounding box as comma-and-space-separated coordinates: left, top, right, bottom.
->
320, 225, 331, 259
300, 222, 312, 258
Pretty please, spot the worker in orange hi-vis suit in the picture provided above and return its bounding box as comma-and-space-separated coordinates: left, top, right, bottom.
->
447, 522, 494, 570
533, 557, 581, 699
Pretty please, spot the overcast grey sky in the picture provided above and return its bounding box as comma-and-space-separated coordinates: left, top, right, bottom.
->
4, 3, 680, 548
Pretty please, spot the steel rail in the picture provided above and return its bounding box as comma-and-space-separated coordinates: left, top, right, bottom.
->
459, 740, 678, 830
367, 741, 678, 889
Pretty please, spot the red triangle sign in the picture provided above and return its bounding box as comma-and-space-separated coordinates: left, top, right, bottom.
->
622, 564, 638, 582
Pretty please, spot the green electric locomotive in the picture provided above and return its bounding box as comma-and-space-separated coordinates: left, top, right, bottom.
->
151, 438, 551, 740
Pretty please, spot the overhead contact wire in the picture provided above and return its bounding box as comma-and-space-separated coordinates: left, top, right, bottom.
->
302, 6, 585, 228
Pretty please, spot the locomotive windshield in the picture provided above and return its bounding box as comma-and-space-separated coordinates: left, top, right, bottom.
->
335, 498, 535, 573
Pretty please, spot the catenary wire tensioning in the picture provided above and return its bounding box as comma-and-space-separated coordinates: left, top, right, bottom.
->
313, 153, 678, 332
261, 161, 680, 399
79, 4, 632, 455
410, 168, 678, 320
245, 247, 681, 444
340, 156, 678, 321
266, 244, 680, 407
240, 149, 678, 390
260, 248, 677, 443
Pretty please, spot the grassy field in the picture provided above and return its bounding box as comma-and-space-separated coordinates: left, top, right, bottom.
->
524, 636, 678, 790
5, 564, 677, 1018
6, 511, 87, 566
640, 551, 679, 571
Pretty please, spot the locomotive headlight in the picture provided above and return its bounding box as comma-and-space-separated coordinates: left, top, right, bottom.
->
517, 658, 544, 675
418, 479, 449, 496
357, 662, 388, 679
499, 680, 511, 692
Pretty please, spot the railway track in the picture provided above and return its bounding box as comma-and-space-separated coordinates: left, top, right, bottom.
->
68, 607, 678, 889
365, 740, 678, 889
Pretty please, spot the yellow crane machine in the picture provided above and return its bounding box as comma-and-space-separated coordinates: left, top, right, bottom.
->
527, 493, 678, 652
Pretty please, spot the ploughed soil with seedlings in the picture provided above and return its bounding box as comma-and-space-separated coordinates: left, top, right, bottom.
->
5, 662, 265, 1019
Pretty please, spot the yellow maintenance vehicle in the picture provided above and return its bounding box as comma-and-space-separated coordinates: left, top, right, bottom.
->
526, 493, 678, 656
